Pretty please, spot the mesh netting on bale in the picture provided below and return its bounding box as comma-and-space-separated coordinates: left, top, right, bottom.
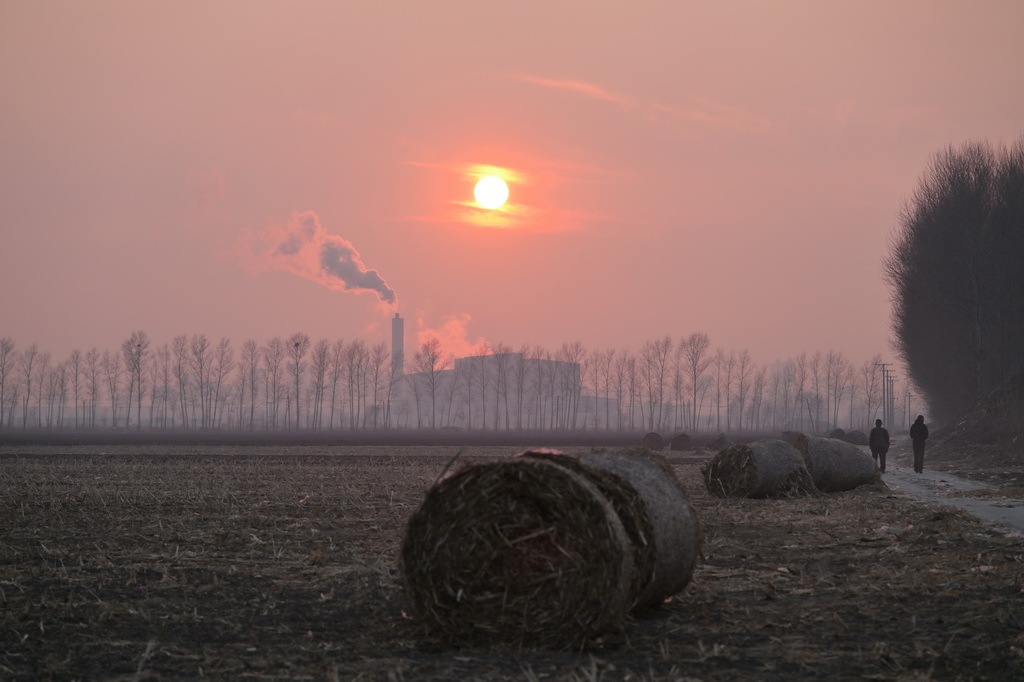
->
579, 450, 701, 610
520, 451, 656, 609
669, 432, 693, 451
701, 439, 816, 499
400, 456, 634, 650
793, 434, 879, 493
641, 432, 666, 451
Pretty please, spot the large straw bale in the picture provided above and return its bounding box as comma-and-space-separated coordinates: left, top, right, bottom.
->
641, 432, 666, 451
701, 439, 816, 499
400, 456, 634, 649
521, 451, 656, 608
580, 450, 701, 610
844, 429, 868, 446
793, 433, 878, 492
669, 432, 693, 451
708, 433, 733, 450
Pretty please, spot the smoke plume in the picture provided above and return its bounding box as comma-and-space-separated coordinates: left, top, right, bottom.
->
244, 211, 396, 305
415, 313, 489, 359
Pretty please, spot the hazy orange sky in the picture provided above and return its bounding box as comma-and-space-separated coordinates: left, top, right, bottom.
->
3, 1, 1022, 366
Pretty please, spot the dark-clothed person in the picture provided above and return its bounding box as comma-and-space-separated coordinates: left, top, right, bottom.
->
910, 415, 929, 473
869, 419, 890, 473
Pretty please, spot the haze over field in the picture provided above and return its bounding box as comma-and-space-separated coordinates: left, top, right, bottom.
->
2, 1, 1022, 365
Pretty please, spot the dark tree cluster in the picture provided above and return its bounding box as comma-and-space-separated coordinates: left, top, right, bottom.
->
885, 137, 1024, 423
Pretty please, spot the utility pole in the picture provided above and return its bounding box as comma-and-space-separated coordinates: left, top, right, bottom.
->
888, 372, 898, 431
876, 362, 900, 431
876, 362, 890, 427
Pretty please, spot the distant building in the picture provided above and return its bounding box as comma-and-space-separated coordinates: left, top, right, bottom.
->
400, 351, 584, 430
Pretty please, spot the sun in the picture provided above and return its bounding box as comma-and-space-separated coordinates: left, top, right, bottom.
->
473, 175, 509, 209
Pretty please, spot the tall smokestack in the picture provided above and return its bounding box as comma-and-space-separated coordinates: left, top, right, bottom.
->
391, 312, 404, 380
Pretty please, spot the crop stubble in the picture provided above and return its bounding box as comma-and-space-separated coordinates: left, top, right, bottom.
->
1, 445, 1023, 680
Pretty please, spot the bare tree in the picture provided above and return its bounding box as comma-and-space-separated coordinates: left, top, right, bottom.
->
101, 350, 123, 428
239, 340, 260, 430
263, 337, 285, 430
210, 337, 234, 428
747, 364, 767, 431
624, 352, 639, 431
512, 344, 532, 429
680, 333, 713, 433
413, 337, 449, 429
171, 336, 191, 430
307, 339, 331, 429
825, 351, 852, 428
611, 349, 629, 431
188, 335, 212, 428
638, 337, 672, 431
328, 339, 345, 429
860, 355, 883, 428
0, 337, 17, 429
18, 343, 39, 429
492, 343, 513, 430
287, 333, 310, 430
85, 348, 100, 428
67, 348, 82, 429
151, 344, 172, 428
344, 340, 368, 428
368, 341, 390, 429
735, 349, 752, 431
32, 352, 51, 428
768, 367, 783, 431
121, 331, 150, 429
808, 351, 823, 432
557, 342, 586, 430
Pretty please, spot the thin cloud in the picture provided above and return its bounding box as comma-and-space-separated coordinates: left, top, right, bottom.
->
511, 74, 771, 133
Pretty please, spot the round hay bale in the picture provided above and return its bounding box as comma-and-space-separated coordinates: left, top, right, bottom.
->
779, 430, 801, 444
520, 451, 656, 609
708, 433, 732, 450
669, 432, 693, 452
641, 432, 665, 451
701, 439, 816, 499
844, 429, 868, 446
793, 433, 878, 493
400, 457, 634, 649
579, 450, 700, 610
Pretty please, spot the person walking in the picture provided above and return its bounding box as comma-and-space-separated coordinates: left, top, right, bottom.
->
910, 415, 929, 473
869, 418, 890, 473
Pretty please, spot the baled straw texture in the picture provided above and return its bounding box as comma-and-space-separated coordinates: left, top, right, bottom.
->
793, 434, 878, 493
641, 432, 666, 451
400, 457, 634, 649
702, 439, 816, 499
520, 451, 656, 608
669, 432, 693, 452
580, 450, 701, 610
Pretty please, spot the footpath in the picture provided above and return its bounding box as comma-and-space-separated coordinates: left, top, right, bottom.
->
881, 458, 1024, 535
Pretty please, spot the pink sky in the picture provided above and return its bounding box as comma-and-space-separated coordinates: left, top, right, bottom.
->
2, 1, 1022, 367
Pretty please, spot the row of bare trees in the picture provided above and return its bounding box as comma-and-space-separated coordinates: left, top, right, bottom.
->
0, 331, 917, 434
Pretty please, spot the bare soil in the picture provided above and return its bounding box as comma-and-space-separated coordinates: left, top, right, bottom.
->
2, 444, 1024, 681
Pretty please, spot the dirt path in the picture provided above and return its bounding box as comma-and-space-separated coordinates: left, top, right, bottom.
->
882, 458, 1024, 535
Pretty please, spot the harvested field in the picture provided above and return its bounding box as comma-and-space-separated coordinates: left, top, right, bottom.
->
2, 444, 1024, 680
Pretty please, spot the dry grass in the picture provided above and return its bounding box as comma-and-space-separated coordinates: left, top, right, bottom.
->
1, 445, 1023, 680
